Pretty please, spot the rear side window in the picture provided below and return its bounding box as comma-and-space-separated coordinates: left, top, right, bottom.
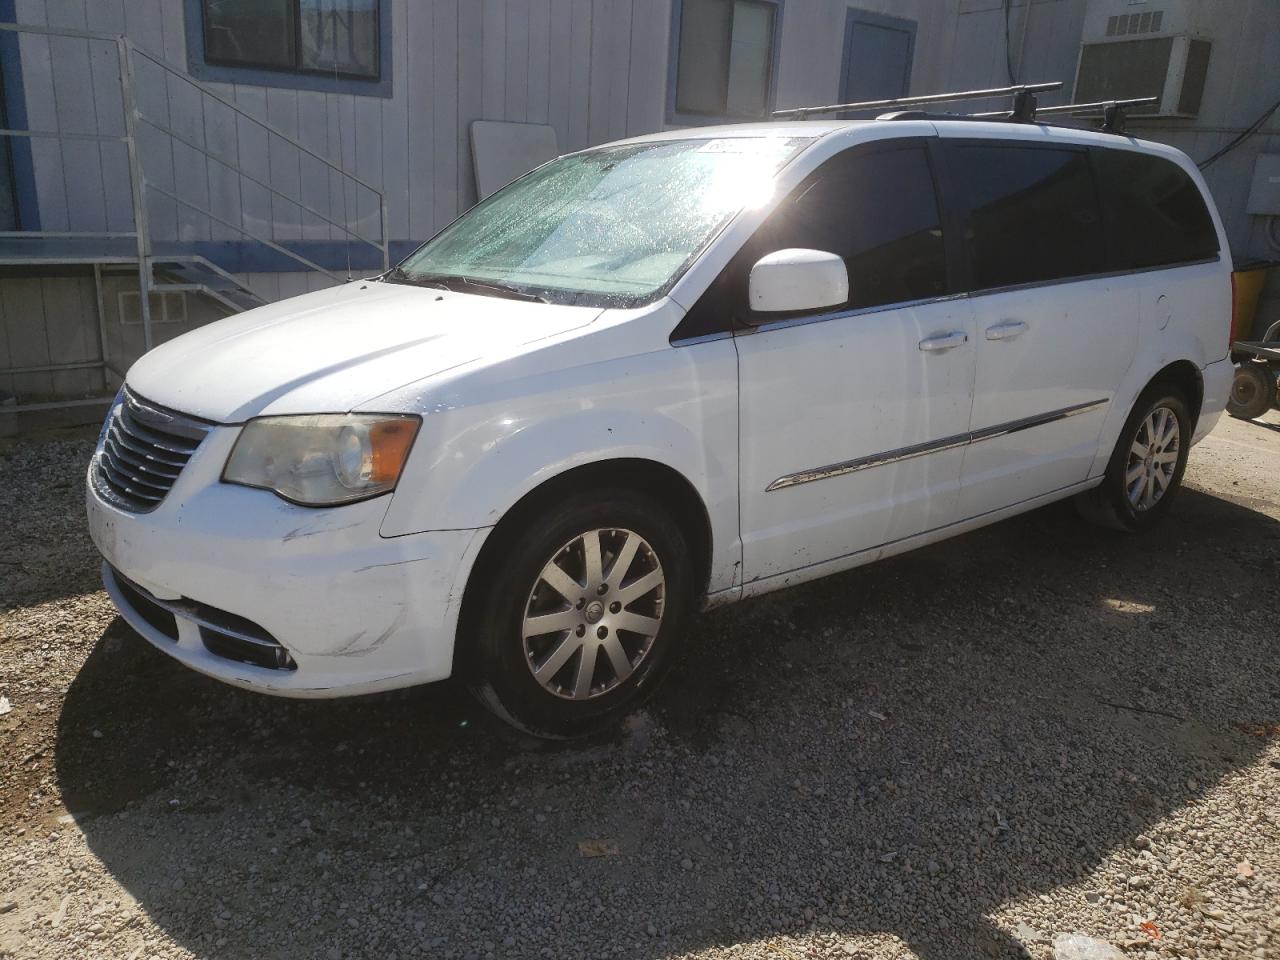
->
950, 144, 1104, 290
753, 144, 947, 311
1092, 148, 1219, 269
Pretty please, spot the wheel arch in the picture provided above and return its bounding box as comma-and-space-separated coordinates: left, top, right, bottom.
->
1089, 358, 1206, 480
1148, 359, 1204, 428
454, 458, 714, 675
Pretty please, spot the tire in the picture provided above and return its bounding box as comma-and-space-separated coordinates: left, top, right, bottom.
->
1076, 385, 1192, 532
1226, 362, 1276, 421
463, 488, 694, 738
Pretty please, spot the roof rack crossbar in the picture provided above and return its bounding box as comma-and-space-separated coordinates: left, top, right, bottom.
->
771, 82, 1062, 120
974, 96, 1159, 118
972, 95, 1158, 133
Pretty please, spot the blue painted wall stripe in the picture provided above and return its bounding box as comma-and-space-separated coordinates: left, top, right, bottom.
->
0, 1, 41, 230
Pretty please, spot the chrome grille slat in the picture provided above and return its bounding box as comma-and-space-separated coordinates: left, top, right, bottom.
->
117, 405, 202, 455
100, 458, 171, 494
93, 388, 212, 512
107, 422, 188, 468
99, 457, 167, 494
98, 467, 165, 502
103, 436, 184, 481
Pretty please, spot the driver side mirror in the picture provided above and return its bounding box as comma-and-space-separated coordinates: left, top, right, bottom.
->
747, 248, 848, 317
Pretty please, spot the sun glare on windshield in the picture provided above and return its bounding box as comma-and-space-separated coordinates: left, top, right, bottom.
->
394, 136, 811, 308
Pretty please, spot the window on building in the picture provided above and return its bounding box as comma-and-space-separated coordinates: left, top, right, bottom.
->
949, 144, 1105, 290
202, 0, 379, 80
673, 0, 778, 120
1092, 148, 1219, 269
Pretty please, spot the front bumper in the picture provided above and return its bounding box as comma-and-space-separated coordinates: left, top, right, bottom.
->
87, 423, 487, 698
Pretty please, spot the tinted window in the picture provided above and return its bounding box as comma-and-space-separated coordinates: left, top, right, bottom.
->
753, 145, 947, 311
1093, 149, 1218, 269
951, 144, 1104, 290
673, 144, 947, 338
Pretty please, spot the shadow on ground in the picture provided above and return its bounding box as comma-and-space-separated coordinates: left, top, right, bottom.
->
55, 488, 1280, 959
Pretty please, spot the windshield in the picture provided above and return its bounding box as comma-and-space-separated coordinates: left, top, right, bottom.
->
391, 136, 811, 308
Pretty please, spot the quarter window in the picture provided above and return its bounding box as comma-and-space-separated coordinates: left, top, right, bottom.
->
950, 144, 1104, 290
673, 0, 778, 120
202, 0, 380, 80
1093, 148, 1219, 269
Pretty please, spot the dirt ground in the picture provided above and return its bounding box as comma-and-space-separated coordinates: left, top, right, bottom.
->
0, 410, 1277, 960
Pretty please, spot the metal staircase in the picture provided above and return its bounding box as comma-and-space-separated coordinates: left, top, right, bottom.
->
150, 257, 268, 315
0, 21, 389, 414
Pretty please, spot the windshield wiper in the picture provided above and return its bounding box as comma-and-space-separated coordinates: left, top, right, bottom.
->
384, 269, 547, 303
448, 276, 548, 303
382, 266, 448, 290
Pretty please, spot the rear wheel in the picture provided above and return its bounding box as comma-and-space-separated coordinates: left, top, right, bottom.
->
1226, 362, 1275, 421
464, 489, 693, 738
1077, 386, 1192, 531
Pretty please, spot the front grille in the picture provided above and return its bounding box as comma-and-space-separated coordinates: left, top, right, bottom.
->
94, 388, 212, 512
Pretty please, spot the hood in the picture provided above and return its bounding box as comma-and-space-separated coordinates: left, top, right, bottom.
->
125, 281, 602, 422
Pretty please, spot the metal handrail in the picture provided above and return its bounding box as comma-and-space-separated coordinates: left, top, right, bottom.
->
146, 180, 342, 281
0, 230, 138, 238
0, 20, 114, 41
137, 114, 383, 252
0, 23, 384, 207
0, 20, 389, 415
128, 44, 384, 198
0, 22, 388, 268
0, 128, 129, 142
128, 41, 389, 272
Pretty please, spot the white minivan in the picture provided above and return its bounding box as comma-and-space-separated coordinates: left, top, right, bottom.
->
87, 116, 1233, 736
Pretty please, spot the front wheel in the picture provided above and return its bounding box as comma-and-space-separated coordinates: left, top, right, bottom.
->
463, 489, 694, 738
1076, 386, 1192, 531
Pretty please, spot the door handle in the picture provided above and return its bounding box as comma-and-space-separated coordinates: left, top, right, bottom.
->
918, 331, 968, 352
985, 319, 1029, 341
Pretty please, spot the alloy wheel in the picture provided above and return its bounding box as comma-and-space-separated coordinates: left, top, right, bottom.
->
522, 528, 666, 700
1125, 405, 1181, 511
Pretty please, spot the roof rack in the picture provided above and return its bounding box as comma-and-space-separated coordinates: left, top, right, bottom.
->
995, 96, 1158, 133
774, 84, 1159, 135
771, 82, 1062, 120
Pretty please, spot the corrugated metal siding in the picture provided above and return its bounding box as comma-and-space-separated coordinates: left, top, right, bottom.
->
10, 0, 1278, 295
773, 0, 955, 113
12, 0, 674, 251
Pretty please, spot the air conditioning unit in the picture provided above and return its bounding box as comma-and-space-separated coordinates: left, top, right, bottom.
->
1074, 0, 1214, 118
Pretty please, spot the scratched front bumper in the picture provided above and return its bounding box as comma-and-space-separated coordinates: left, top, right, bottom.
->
86, 423, 484, 698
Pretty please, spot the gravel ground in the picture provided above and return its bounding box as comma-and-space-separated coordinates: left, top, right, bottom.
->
1, 412, 1278, 960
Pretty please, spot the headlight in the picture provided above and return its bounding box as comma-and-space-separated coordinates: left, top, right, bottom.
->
223, 414, 421, 506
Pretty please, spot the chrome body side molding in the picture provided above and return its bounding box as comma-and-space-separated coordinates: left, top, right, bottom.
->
766, 398, 1108, 492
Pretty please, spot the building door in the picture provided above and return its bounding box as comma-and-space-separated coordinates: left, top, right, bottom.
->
839, 9, 916, 110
